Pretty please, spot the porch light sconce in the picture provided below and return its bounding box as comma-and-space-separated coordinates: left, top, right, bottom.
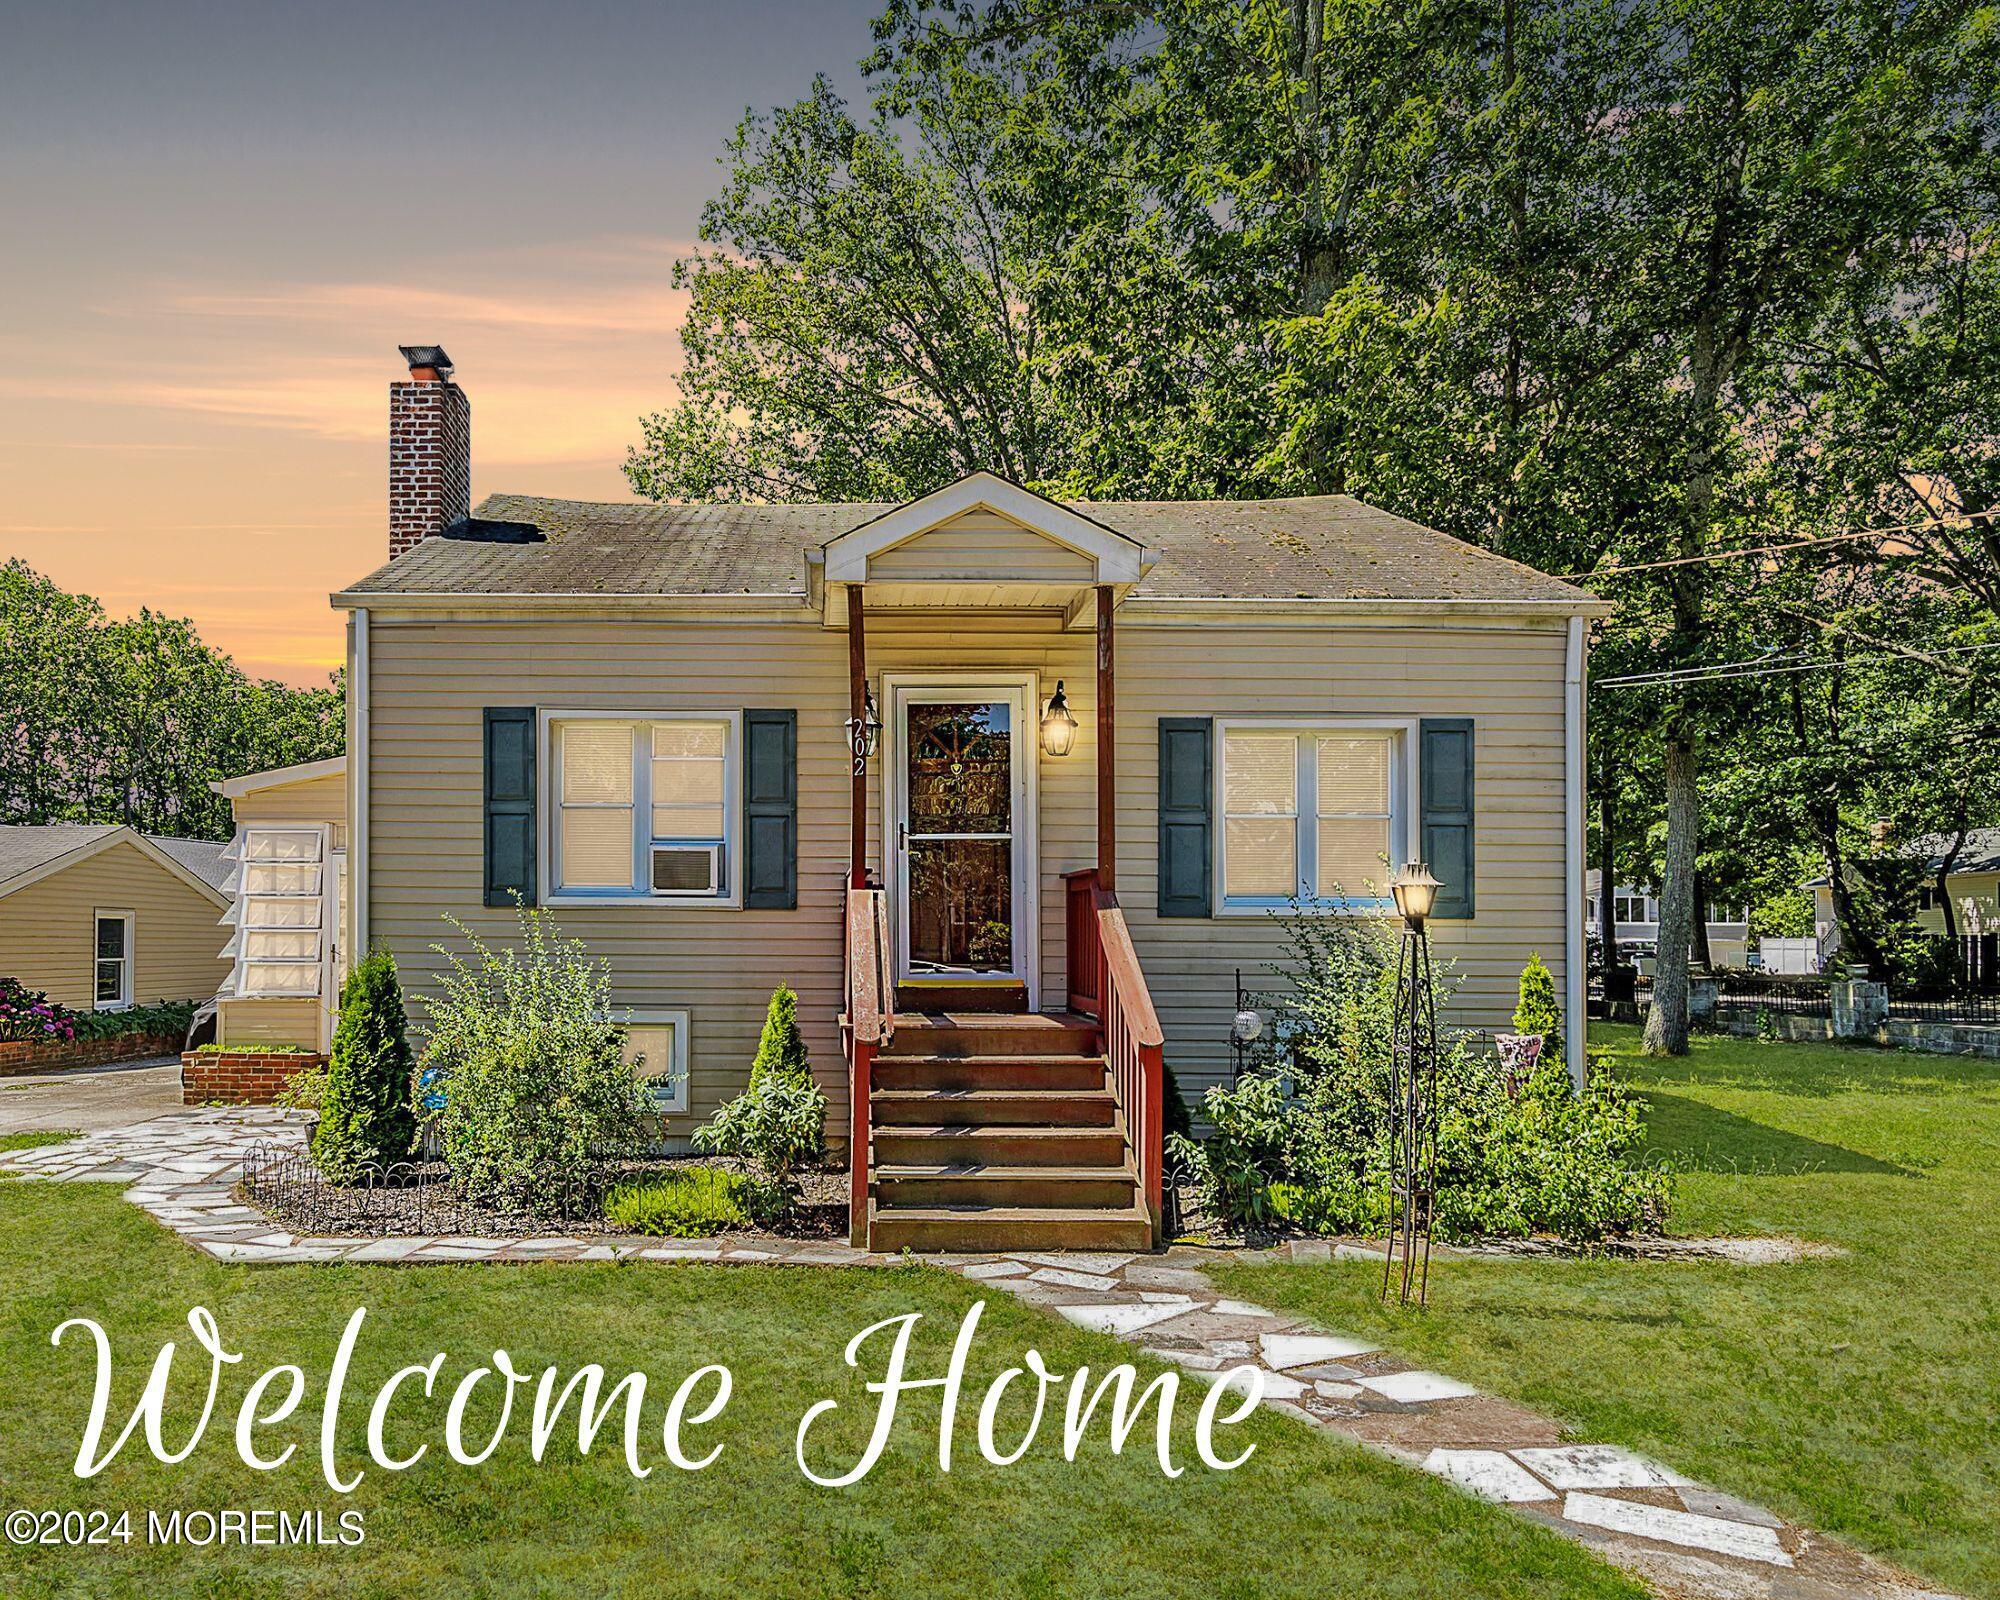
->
1390, 860, 1443, 932
845, 687, 882, 775
1040, 681, 1078, 758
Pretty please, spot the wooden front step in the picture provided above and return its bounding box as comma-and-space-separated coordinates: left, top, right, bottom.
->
875, 1162, 1140, 1209
872, 1123, 1129, 1168
882, 1013, 1100, 1058
873, 1054, 1108, 1092
872, 1087, 1117, 1127
868, 1203, 1153, 1253
864, 1011, 1146, 1251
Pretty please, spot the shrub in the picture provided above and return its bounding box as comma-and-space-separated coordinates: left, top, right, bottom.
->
312, 950, 418, 1182
1178, 913, 1669, 1242
274, 1060, 331, 1112
65, 998, 197, 1041
692, 1071, 827, 1185
691, 986, 826, 1184
603, 1168, 784, 1237
749, 982, 810, 1089
424, 906, 651, 1209
1512, 953, 1563, 1065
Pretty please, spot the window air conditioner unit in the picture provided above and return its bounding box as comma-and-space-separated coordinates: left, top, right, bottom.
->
650, 843, 722, 896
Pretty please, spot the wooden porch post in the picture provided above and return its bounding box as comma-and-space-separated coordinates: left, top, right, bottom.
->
848, 585, 868, 889
1096, 584, 1115, 891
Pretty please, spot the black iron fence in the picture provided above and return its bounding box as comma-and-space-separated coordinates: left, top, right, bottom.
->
1887, 986, 2000, 1026
1713, 974, 1832, 1018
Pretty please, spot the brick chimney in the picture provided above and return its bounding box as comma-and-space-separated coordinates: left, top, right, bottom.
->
389, 344, 470, 558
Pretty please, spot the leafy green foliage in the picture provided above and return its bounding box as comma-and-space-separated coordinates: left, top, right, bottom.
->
423, 907, 651, 1208
1513, 954, 1562, 1066
749, 983, 810, 1090
272, 1060, 330, 1112
1180, 916, 1667, 1241
311, 951, 417, 1182
0, 559, 342, 839
0, 980, 194, 1045
691, 1071, 827, 1186
692, 985, 828, 1185
603, 1168, 786, 1237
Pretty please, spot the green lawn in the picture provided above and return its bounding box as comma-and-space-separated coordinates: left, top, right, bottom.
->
1215, 1023, 2000, 1599
0, 1181, 1641, 1600
0, 1131, 79, 1154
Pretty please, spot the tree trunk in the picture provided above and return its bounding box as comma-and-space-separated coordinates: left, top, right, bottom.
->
1936, 813, 1967, 945
1642, 736, 1698, 1055
1598, 780, 1621, 989
1691, 868, 1713, 971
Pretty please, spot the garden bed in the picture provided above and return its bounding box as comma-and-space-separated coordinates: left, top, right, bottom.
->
242, 1145, 847, 1243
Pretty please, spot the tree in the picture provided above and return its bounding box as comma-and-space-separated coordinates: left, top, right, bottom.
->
0, 560, 343, 838
312, 951, 418, 1183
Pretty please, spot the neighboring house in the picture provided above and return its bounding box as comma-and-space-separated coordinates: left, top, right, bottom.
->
222, 346, 1607, 1248
1811, 828, 2000, 979
1583, 871, 1750, 970
206, 758, 349, 1052
0, 824, 230, 1011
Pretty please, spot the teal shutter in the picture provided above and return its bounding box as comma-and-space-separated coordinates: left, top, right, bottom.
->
742, 709, 797, 909
1157, 717, 1213, 917
483, 707, 537, 908
1419, 717, 1475, 919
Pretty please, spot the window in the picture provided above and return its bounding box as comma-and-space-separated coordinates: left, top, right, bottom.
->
619, 1010, 690, 1114
550, 716, 737, 902
93, 910, 133, 1010
226, 827, 325, 997
1219, 725, 1403, 910
1614, 891, 1652, 925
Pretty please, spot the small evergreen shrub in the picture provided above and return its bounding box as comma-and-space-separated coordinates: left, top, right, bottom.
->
1513, 952, 1563, 1066
274, 1060, 331, 1112
691, 985, 827, 1184
312, 950, 418, 1182
424, 907, 651, 1208
603, 1168, 784, 1236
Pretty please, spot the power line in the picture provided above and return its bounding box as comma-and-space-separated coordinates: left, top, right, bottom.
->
1561, 508, 1999, 581
1593, 639, 2000, 690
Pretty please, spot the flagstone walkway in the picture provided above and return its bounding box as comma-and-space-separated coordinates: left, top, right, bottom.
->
2, 1110, 1954, 1600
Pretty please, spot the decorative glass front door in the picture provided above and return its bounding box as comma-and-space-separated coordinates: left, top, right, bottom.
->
900, 697, 1017, 977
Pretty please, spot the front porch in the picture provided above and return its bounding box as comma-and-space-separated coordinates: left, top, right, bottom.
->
823, 476, 1167, 1251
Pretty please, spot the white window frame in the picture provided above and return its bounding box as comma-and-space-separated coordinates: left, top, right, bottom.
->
540, 710, 743, 908
225, 824, 330, 1000
92, 908, 135, 1011
1213, 717, 1416, 916
618, 1007, 691, 1114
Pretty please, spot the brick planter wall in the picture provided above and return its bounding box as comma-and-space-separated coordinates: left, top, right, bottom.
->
0, 1032, 184, 1078
182, 1050, 323, 1106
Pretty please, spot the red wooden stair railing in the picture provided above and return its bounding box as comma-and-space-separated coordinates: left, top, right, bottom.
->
842, 885, 893, 1247
1063, 868, 1165, 1236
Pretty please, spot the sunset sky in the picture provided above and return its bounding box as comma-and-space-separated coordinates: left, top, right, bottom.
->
0, 0, 875, 684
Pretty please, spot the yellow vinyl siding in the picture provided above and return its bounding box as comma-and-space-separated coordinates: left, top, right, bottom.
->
0, 840, 230, 1010
1116, 620, 1569, 1102
361, 609, 1571, 1123
217, 997, 328, 1048
866, 511, 1096, 583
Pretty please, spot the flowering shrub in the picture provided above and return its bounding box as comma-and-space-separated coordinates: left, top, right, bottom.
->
0, 977, 76, 1042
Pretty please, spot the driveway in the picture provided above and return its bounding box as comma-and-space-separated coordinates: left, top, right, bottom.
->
0, 1056, 183, 1135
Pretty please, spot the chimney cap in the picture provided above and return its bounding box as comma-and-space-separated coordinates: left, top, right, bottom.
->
399, 344, 455, 380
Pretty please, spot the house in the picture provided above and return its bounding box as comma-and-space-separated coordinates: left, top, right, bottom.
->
0, 824, 230, 1012
1811, 829, 2000, 983
1582, 872, 1750, 970
222, 346, 1607, 1249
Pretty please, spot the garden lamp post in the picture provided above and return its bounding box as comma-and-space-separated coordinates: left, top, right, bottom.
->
1385, 861, 1443, 1307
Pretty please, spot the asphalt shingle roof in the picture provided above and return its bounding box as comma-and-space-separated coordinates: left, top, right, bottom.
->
0, 825, 229, 897
340, 492, 1598, 606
